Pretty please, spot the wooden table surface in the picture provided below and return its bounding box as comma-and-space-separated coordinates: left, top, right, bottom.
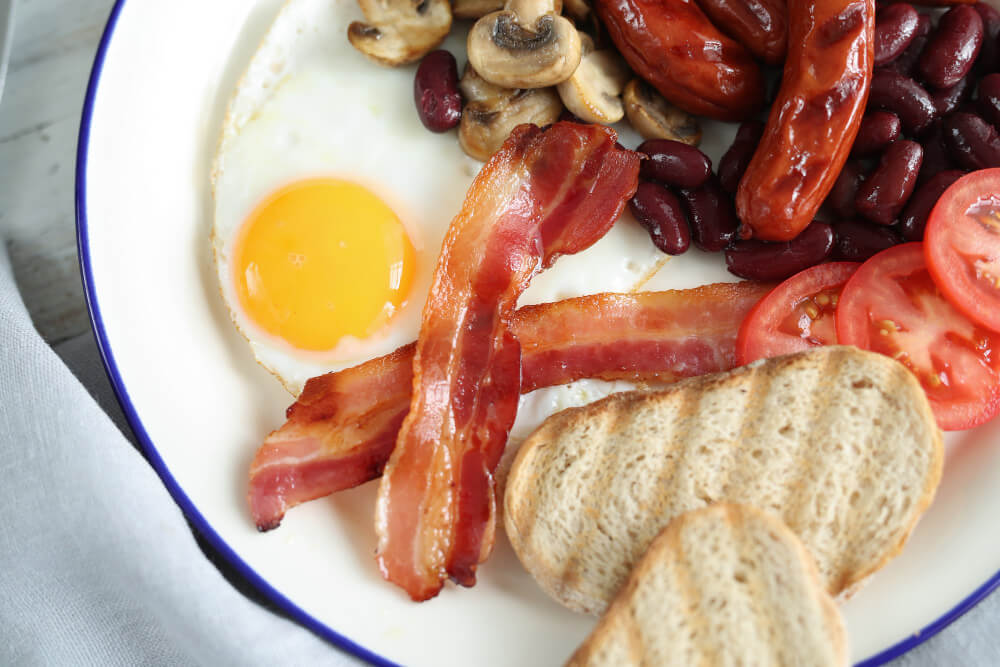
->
0, 0, 115, 344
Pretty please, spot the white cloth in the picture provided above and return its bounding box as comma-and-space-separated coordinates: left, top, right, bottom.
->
1, 239, 998, 666
0, 246, 356, 666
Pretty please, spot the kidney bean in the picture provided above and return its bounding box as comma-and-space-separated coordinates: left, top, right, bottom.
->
942, 111, 1000, 170
413, 50, 462, 133
834, 220, 901, 260
898, 168, 965, 241
918, 5, 983, 89
977, 73, 1000, 127
718, 120, 765, 194
875, 3, 921, 66
827, 160, 867, 220
855, 139, 923, 225
974, 2, 1000, 73
930, 75, 971, 115
885, 12, 932, 76
725, 222, 835, 281
629, 181, 692, 255
851, 111, 901, 157
637, 139, 712, 189
677, 176, 739, 252
917, 120, 956, 183
868, 69, 937, 135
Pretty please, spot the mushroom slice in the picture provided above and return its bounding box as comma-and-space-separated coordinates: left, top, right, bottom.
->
453, 0, 505, 19
623, 78, 703, 145
467, 0, 582, 89
458, 66, 564, 161
556, 33, 630, 124
348, 0, 452, 66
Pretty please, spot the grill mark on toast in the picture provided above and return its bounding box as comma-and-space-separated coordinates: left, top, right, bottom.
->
727, 506, 777, 662
719, 361, 777, 502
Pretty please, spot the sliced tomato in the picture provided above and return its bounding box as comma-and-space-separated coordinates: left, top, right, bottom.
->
837, 243, 1000, 431
925, 168, 1000, 333
736, 262, 860, 365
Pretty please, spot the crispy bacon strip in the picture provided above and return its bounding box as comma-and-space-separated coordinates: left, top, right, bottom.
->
375, 122, 640, 601
248, 282, 771, 531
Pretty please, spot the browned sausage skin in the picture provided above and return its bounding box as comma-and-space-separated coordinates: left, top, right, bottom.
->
594, 0, 765, 121
736, 0, 875, 241
696, 0, 788, 65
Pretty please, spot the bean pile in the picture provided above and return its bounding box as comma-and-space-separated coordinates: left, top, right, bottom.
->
633, 2, 1000, 281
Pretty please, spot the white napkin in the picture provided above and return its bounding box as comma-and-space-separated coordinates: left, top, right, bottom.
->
0, 246, 358, 666
1, 237, 999, 667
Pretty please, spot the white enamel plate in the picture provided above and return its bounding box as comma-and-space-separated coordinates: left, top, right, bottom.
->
77, 2, 1000, 665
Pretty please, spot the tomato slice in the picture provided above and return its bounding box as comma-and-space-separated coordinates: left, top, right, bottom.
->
736, 262, 860, 365
925, 168, 1000, 333
837, 243, 1000, 431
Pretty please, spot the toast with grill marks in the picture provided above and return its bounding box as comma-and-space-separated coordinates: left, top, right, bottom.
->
505, 346, 943, 615
566, 504, 848, 667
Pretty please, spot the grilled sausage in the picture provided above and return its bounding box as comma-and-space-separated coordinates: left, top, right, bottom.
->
595, 0, 764, 121
736, 0, 875, 241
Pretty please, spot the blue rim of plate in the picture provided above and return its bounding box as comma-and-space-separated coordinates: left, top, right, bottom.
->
75, 3, 1000, 666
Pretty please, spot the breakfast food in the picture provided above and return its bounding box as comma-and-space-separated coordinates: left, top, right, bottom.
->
595, 0, 764, 121
736, 0, 875, 241
566, 504, 848, 667
505, 346, 943, 614
696, 0, 788, 65
248, 281, 771, 530
375, 122, 640, 601
212, 0, 664, 395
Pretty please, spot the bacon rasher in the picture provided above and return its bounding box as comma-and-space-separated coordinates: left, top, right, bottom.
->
248, 282, 770, 531
376, 122, 640, 601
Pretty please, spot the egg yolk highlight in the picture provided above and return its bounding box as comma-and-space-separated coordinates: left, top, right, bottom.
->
234, 179, 415, 351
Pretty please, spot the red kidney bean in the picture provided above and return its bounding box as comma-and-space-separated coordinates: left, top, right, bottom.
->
855, 139, 924, 225
868, 69, 938, 135
931, 75, 971, 114
677, 176, 739, 252
629, 181, 692, 255
725, 222, 835, 281
851, 111, 901, 157
886, 12, 932, 76
917, 120, 957, 183
827, 160, 867, 220
414, 51, 462, 133
977, 72, 1000, 127
875, 3, 921, 66
942, 111, 1000, 170
718, 120, 765, 194
833, 220, 901, 261
637, 139, 713, 189
974, 2, 1000, 73
899, 168, 965, 241
918, 6, 983, 89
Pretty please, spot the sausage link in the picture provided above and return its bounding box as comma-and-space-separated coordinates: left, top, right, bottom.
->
695, 0, 788, 64
594, 0, 764, 121
736, 0, 875, 241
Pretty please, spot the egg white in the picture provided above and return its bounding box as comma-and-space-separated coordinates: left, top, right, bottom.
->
212, 0, 672, 397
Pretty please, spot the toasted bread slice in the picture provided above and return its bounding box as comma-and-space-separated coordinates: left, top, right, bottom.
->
567, 504, 848, 667
505, 346, 943, 615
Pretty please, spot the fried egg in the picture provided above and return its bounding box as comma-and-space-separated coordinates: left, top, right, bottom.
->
212, 0, 667, 396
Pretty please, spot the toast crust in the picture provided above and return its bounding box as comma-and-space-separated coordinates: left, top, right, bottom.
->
505, 346, 944, 615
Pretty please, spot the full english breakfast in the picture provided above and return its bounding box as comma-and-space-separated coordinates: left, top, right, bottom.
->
210, 0, 1000, 661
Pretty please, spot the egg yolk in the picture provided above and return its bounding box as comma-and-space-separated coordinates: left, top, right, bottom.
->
234, 178, 415, 351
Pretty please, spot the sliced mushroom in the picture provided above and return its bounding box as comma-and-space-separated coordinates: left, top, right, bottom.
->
348, 0, 452, 66
458, 65, 564, 161
623, 78, 703, 145
556, 33, 630, 124
453, 0, 504, 19
467, 0, 582, 89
